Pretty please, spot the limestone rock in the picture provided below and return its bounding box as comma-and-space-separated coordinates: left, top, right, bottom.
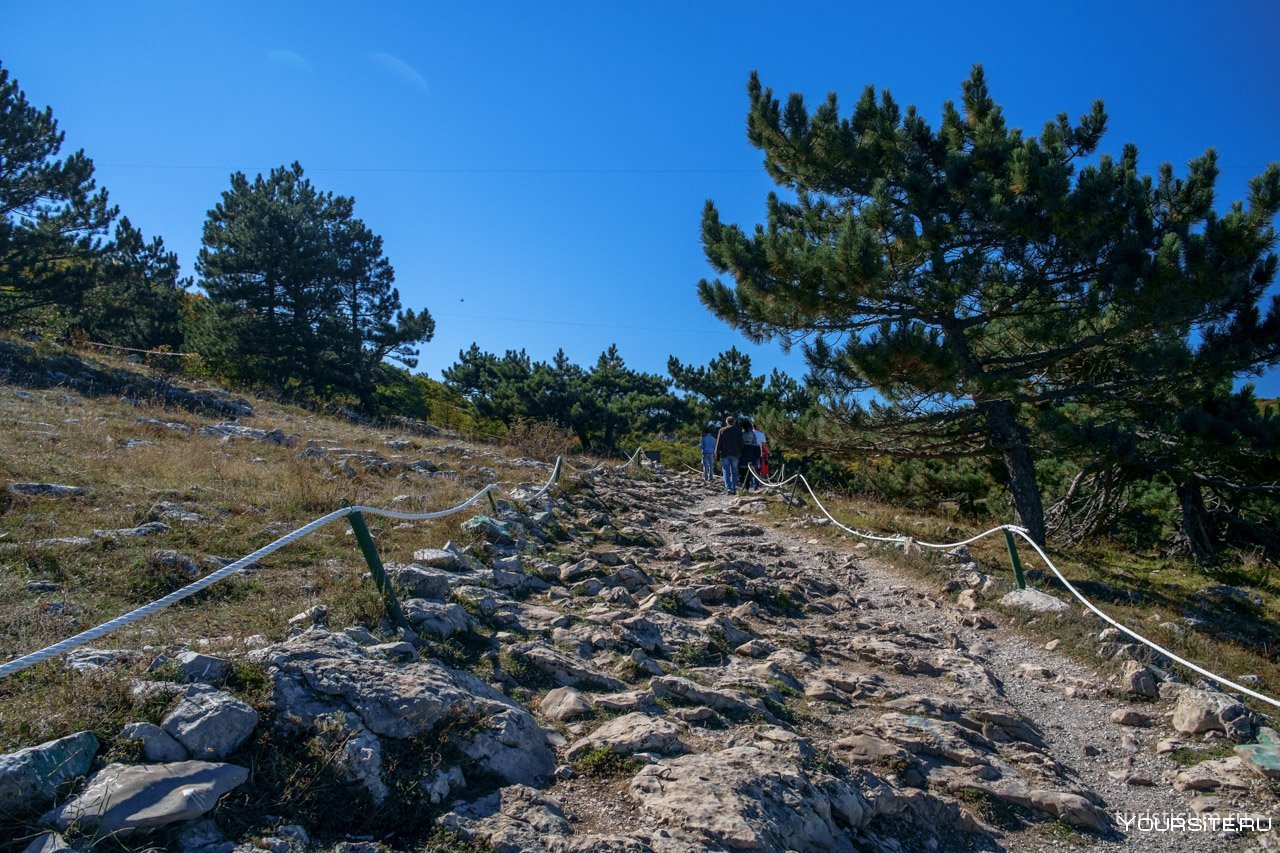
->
1119, 660, 1157, 698
539, 687, 592, 722
402, 599, 472, 639
1171, 689, 1252, 738
120, 722, 188, 762
628, 734, 869, 851
440, 784, 572, 852
999, 588, 1069, 614
566, 713, 686, 760
1109, 708, 1151, 727
411, 547, 464, 570
173, 651, 229, 684
650, 676, 772, 720
40, 761, 248, 836
255, 629, 553, 786
508, 642, 626, 691
1171, 756, 1256, 792
161, 689, 259, 760
0, 731, 98, 815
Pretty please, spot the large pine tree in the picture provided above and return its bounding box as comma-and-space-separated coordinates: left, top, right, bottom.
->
192, 163, 432, 407
0, 61, 115, 322
699, 66, 1279, 545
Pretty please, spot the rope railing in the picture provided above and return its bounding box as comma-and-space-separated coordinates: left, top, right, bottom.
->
734, 465, 1280, 711
0, 457, 564, 680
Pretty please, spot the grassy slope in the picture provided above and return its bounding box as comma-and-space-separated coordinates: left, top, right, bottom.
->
0, 345, 576, 754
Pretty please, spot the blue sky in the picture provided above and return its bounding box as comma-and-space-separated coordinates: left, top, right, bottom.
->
5, 1, 1279, 393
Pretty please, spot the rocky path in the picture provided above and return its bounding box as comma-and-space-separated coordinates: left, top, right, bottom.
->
484, 469, 1275, 852
6, 460, 1276, 852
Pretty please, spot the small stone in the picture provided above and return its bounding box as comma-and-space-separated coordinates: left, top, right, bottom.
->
173, 651, 229, 684
1081, 744, 1101, 757
120, 722, 188, 763
161, 689, 258, 760
9, 483, 86, 498
540, 687, 592, 722
1017, 663, 1055, 681
287, 604, 329, 628
1120, 660, 1157, 698
1110, 708, 1151, 727
1044, 639, 1061, 651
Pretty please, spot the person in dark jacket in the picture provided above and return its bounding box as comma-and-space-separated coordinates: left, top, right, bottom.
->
714, 416, 743, 494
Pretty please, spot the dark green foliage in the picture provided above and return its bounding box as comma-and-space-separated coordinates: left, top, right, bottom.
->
572, 745, 642, 778
70, 217, 187, 351
699, 65, 1280, 546
443, 343, 683, 452
191, 162, 433, 409
0, 61, 116, 323
668, 346, 814, 427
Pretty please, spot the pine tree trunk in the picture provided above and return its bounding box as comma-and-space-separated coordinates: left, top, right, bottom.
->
979, 399, 1047, 547
1175, 479, 1218, 566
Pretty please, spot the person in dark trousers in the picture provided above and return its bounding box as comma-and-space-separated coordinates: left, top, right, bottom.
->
714, 415, 743, 494
699, 423, 718, 482
739, 417, 760, 491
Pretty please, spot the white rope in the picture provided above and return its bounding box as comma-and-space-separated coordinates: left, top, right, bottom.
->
745, 467, 1280, 710
0, 458, 564, 680
521, 456, 563, 502
618, 446, 646, 468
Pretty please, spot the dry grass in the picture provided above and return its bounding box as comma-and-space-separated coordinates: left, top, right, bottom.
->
0, 343, 571, 752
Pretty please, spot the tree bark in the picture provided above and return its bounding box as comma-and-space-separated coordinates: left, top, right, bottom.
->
979, 398, 1047, 546
1174, 478, 1218, 566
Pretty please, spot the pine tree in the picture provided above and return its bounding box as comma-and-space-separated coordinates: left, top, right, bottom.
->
699, 66, 1279, 545
0, 61, 116, 322
192, 163, 432, 406
73, 218, 186, 350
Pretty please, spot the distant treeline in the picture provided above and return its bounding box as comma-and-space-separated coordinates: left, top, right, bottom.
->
3, 58, 1278, 568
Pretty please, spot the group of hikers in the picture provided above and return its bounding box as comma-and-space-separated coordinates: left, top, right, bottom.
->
698, 416, 769, 495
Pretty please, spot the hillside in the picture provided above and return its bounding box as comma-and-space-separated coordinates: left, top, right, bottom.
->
0, 343, 1277, 852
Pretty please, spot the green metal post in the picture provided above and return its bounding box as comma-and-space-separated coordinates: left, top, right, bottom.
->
348, 510, 409, 628
487, 490, 499, 514
1004, 528, 1027, 590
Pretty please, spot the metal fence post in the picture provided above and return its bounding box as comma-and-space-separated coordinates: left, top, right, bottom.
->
1003, 528, 1027, 590
348, 509, 410, 629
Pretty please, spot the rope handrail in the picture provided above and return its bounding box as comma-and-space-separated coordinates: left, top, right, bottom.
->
737, 466, 1280, 710
0, 457, 563, 680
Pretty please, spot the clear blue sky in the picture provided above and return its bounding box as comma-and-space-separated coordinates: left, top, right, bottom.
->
5, 1, 1279, 393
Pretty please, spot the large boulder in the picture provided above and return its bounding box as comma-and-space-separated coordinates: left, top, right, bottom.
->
439, 785, 572, 852
40, 761, 248, 836
628, 729, 869, 851
0, 731, 98, 815
254, 628, 554, 786
1171, 689, 1253, 739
